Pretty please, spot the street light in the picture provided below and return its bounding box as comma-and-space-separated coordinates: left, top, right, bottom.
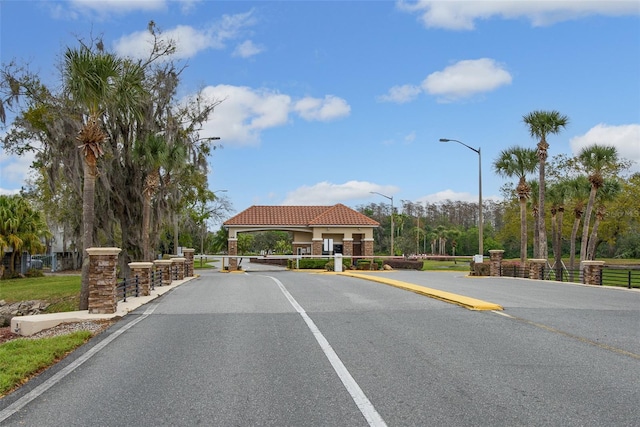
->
439, 138, 483, 257
370, 191, 394, 256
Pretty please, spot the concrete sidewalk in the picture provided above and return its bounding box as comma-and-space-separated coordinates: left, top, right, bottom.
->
11, 276, 196, 336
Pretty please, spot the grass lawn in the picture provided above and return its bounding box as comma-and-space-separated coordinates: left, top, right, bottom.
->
0, 275, 81, 313
421, 259, 471, 272
0, 331, 92, 397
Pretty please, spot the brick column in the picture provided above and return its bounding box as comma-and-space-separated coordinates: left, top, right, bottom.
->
128, 262, 153, 296
87, 247, 121, 314
182, 248, 195, 277
581, 260, 605, 285
312, 239, 323, 256
171, 256, 186, 280
489, 250, 504, 277
528, 259, 547, 280
228, 238, 238, 271
363, 239, 374, 257
343, 239, 353, 256
154, 259, 173, 286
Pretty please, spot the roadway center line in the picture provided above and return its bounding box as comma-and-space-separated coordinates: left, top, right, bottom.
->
0, 304, 160, 423
491, 309, 640, 361
267, 275, 388, 427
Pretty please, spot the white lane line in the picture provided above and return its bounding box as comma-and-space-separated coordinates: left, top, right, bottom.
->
492, 310, 513, 318
268, 276, 388, 427
0, 304, 159, 423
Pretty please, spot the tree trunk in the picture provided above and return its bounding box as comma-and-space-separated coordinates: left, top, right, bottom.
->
142, 192, 152, 261
580, 186, 597, 262
551, 208, 558, 275
519, 197, 527, 265
555, 208, 564, 280
587, 207, 604, 260
538, 154, 548, 260
79, 161, 97, 311
533, 210, 540, 259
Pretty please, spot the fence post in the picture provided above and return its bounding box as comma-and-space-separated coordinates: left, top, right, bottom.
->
128, 262, 153, 296
182, 248, 195, 277
489, 250, 504, 277
153, 259, 173, 286
87, 247, 121, 314
581, 260, 605, 286
170, 256, 186, 280
528, 259, 546, 280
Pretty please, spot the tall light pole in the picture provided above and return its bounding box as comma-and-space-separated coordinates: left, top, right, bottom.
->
370, 191, 394, 256
439, 138, 483, 256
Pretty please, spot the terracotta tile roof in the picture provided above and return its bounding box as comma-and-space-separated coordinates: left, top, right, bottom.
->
224, 204, 379, 227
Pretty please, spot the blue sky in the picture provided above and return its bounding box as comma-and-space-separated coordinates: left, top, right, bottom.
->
1, 1, 639, 222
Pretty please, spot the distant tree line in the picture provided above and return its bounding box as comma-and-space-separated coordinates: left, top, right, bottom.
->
359, 111, 638, 264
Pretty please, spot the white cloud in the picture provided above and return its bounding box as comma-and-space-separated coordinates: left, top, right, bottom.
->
196, 85, 291, 145
377, 84, 422, 104
570, 123, 640, 173
233, 40, 264, 58
70, 0, 166, 15
113, 10, 257, 60
0, 149, 35, 195
283, 181, 398, 205
418, 189, 478, 204
397, 0, 640, 31
294, 95, 351, 121
422, 58, 512, 102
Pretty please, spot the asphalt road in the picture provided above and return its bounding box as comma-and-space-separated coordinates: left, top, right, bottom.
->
1, 265, 639, 426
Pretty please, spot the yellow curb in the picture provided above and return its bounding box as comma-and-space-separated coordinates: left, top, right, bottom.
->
338, 272, 503, 311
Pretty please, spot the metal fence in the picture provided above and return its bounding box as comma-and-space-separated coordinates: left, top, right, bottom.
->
499, 265, 640, 289
116, 275, 140, 302
150, 269, 163, 291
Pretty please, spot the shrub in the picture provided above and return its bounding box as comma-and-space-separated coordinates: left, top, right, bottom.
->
25, 269, 45, 278
470, 261, 490, 276
383, 259, 423, 270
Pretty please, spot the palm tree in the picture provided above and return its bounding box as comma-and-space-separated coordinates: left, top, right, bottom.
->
0, 195, 50, 277
493, 146, 538, 264
528, 180, 540, 258
523, 110, 569, 260
547, 181, 569, 279
577, 144, 619, 262
586, 179, 621, 260
64, 45, 145, 309
134, 134, 168, 261
565, 176, 591, 276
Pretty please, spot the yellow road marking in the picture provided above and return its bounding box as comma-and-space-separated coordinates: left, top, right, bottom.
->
338, 272, 503, 311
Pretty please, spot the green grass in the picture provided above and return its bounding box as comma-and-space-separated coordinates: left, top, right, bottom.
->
0, 331, 92, 396
0, 275, 81, 313
421, 259, 471, 272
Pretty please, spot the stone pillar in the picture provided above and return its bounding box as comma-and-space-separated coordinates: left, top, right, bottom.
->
228, 238, 238, 270
87, 247, 121, 314
171, 256, 186, 280
582, 261, 605, 285
528, 259, 547, 280
154, 259, 173, 286
489, 250, 504, 277
128, 262, 153, 296
363, 239, 374, 257
182, 248, 195, 277
312, 239, 323, 256
343, 239, 353, 257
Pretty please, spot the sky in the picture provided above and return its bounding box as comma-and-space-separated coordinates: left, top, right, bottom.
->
1, 0, 639, 224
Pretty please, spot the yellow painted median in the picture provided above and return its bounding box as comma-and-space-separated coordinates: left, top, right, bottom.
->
338, 272, 503, 311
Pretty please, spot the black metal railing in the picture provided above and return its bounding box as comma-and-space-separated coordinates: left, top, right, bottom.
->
498, 265, 640, 288
116, 275, 140, 302
602, 268, 640, 289
150, 269, 162, 290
